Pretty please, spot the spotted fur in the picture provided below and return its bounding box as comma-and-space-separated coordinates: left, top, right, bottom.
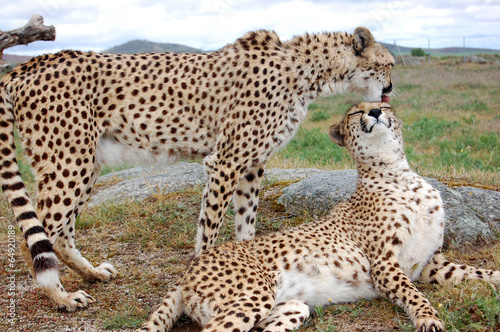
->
140, 102, 500, 332
0, 27, 393, 311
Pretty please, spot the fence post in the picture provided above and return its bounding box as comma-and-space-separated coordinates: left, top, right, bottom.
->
463, 36, 466, 65
395, 40, 406, 67
428, 37, 431, 64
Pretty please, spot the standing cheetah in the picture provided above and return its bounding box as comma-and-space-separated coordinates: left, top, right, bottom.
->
0, 27, 393, 310
140, 102, 500, 332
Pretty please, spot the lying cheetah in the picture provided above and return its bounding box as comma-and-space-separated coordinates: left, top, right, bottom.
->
140, 102, 500, 332
0, 27, 393, 310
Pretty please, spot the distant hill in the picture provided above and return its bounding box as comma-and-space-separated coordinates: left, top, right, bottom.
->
103, 39, 202, 54
3, 54, 33, 65
380, 42, 500, 57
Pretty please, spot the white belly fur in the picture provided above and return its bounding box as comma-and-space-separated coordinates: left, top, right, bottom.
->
275, 269, 377, 309
95, 136, 181, 167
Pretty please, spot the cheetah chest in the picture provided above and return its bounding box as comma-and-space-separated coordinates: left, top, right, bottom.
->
386, 180, 445, 280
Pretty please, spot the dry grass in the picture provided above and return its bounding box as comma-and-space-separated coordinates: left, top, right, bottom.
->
1, 181, 499, 332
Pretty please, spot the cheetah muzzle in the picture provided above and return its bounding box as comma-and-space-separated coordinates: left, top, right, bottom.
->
139, 102, 500, 332
0, 27, 394, 311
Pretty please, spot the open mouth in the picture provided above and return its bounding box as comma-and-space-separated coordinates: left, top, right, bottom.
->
381, 82, 392, 103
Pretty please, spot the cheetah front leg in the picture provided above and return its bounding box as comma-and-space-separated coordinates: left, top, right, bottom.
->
233, 165, 265, 241
371, 256, 444, 332
420, 253, 500, 285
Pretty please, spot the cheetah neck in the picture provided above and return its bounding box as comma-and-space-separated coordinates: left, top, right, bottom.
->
283, 32, 356, 103
356, 155, 413, 184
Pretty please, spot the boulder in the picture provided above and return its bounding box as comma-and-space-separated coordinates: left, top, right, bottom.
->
90, 163, 499, 246
465, 55, 488, 64
89, 162, 325, 207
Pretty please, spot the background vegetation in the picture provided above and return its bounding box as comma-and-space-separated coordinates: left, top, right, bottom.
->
411, 48, 427, 57
0, 57, 499, 331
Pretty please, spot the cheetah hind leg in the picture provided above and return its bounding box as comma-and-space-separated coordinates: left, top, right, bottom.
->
54, 164, 118, 282
44, 162, 117, 284
420, 253, 500, 285
200, 295, 276, 332
65, 162, 118, 282
253, 299, 310, 332
233, 165, 265, 242
138, 282, 184, 332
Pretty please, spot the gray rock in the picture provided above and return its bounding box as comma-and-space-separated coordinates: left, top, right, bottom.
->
90, 162, 207, 207
89, 163, 499, 245
454, 186, 500, 229
90, 163, 325, 207
465, 55, 488, 64
277, 170, 357, 218
263, 167, 326, 183
427, 180, 494, 246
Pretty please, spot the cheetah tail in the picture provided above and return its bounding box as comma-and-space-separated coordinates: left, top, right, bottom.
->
0, 80, 60, 289
139, 281, 185, 332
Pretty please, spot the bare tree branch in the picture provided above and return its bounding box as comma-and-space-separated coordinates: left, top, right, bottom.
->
0, 15, 55, 71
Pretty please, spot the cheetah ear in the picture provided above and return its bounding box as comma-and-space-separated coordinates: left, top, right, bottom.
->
353, 27, 375, 55
328, 123, 344, 147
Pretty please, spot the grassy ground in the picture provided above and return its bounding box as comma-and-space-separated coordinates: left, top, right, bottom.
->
1, 58, 499, 331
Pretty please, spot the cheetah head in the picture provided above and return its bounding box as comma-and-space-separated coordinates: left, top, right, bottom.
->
348, 27, 394, 103
329, 102, 404, 164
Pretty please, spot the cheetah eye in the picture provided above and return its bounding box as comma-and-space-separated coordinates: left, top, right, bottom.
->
348, 111, 363, 118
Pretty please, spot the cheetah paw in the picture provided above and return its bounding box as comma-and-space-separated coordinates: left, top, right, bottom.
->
82, 262, 118, 282
94, 263, 118, 281
416, 319, 444, 332
57, 290, 95, 312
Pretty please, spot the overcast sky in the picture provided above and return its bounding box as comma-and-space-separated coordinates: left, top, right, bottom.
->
1, 0, 499, 56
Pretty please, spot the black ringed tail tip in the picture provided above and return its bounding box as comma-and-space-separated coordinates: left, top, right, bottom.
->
33, 254, 58, 273
29, 239, 55, 257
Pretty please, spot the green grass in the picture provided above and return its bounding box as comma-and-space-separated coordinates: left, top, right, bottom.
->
101, 305, 149, 330
13, 131, 35, 188
279, 128, 351, 166
429, 282, 500, 331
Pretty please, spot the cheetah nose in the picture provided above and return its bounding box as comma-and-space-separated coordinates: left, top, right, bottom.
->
368, 108, 382, 119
